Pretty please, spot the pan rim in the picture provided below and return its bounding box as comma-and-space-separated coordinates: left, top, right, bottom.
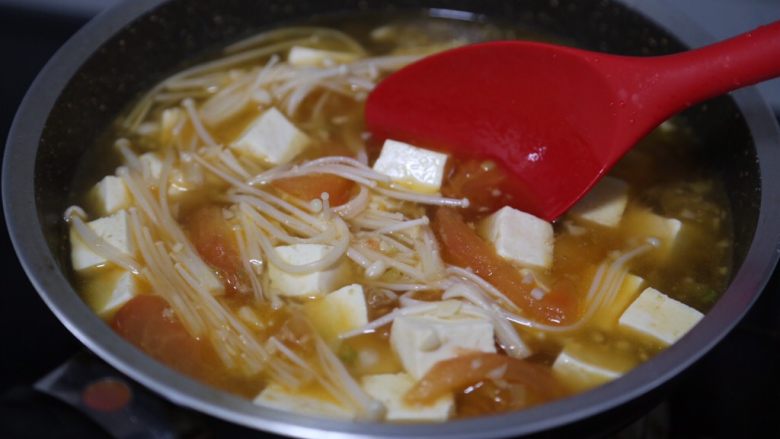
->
3, 0, 779, 437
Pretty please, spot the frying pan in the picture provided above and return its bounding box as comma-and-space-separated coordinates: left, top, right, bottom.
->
3, 0, 780, 437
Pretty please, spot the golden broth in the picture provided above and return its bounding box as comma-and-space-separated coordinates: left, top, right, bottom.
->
66, 13, 732, 421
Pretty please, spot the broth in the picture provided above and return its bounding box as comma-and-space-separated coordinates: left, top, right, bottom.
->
65, 13, 732, 422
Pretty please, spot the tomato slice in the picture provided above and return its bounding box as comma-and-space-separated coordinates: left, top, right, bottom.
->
405, 353, 563, 405
112, 295, 261, 397
112, 295, 215, 379
432, 207, 577, 325
186, 205, 246, 293
271, 174, 355, 207
442, 159, 512, 217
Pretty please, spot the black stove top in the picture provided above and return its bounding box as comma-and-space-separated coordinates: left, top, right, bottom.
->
1, 3, 778, 438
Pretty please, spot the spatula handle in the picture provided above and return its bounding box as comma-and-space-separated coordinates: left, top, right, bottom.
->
632, 20, 780, 119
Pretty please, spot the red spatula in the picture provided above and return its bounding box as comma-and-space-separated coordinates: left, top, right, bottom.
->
365, 21, 780, 221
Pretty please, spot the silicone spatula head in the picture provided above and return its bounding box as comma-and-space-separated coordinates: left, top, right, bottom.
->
365, 22, 780, 220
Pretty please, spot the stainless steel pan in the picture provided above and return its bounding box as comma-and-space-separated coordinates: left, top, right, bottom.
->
3, 0, 779, 437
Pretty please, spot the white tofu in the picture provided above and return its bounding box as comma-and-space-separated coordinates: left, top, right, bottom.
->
175, 248, 225, 295
569, 177, 629, 227
84, 270, 139, 317
591, 273, 645, 330
231, 107, 310, 165
167, 168, 197, 200
390, 301, 495, 380
138, 153, 200, 202
101, 272, 138, 315
89, 176, 132, 216
254, 383, 355, 420
303, 284, 368, 344
139, 152, 163, 181
619, 287, 703, 346
623, 209, 683, 255
552, 342, 634, 391
288, 46, 358, 67
70, 210, 133, 272
477, 206, 554, 269
361, 373, 454, 422
159, 107, 183, 145
372, 140, 448, 194
267, 244, 351, 298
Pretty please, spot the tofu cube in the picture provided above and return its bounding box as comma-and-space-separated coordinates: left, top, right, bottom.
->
372, 140, 448, 194
82, 270, 140, 318
477, 206, 554, 269
390, 302, 495, 379
591, 273, 645, 330
231, 107, 310, 165
88, 176, 132, 216
70, 210, 133, 272
138, 153, 199, 202
619, 287, 703, 346
623, 208, 683, 255
254, 383, 355, 420
303, 284, 368, 345
101, 272, 138, 316
569, 177, 629, 227
361, 373, 454, 422
552, 341, 635, 391
267, 244, 351, 297
159, 107, 183, 145
288, 46, 358, 67
174, 247, 224, 295
167, 168, 197, 200
139, 152, 164, 182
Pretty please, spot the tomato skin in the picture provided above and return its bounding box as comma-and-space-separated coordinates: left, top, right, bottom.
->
432, 207, 577, 325
112, 295, 212, 378
405, 353, 563, 405
442, 159, 513, 218
186, 205, 245, 293
112, 295, 263, 397
271, 174, 354, 206
538, 281, 580, 326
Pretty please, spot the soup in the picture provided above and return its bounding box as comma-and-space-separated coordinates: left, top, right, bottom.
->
65, 14, 732, 422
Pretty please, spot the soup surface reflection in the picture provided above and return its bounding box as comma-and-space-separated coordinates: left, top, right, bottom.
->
65, 14, 732, 422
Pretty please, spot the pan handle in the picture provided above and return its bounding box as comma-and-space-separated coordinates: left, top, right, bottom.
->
35, 350, 207, 439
